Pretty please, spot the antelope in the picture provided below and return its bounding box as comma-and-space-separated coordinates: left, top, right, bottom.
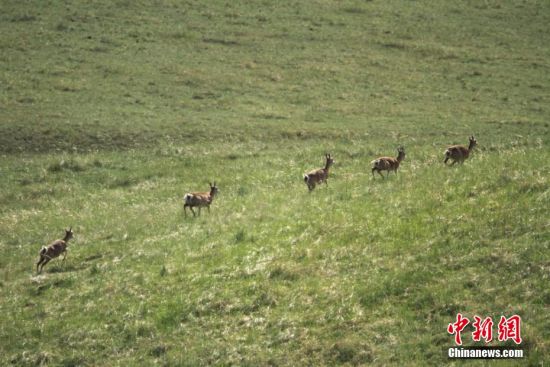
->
371, 147, 406, 179
444, 136, 477, 165
36, 227, 74, 273
183, 182, 219, 217
304, 153, 334, 191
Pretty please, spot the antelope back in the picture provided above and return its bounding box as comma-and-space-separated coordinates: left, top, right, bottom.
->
374, 157, 398, 170
45, 240, 67, 258
451, 145, 468, 158
307, 167, 328, 182
186, 192, 211, 205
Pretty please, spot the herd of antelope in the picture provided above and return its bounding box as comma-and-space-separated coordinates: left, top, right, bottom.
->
35, 136, 477, 273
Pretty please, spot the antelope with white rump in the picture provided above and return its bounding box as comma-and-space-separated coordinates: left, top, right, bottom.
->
183, 182, 219, 217
304, 153, 334, 191
371, 147, 406, 179
36, 227, 74, 273
444, 136, 477, 165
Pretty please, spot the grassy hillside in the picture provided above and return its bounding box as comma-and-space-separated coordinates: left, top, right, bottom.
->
1, 1, 549, 366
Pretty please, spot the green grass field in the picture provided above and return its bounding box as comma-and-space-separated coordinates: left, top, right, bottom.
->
1, 1, 549, 365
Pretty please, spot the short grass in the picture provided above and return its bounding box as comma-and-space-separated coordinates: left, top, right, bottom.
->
1, 1, 549, 366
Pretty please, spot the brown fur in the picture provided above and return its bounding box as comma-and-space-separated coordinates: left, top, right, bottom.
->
36, 228, 73, 273
371, 147, 405, 179
183, 182, 219, 217
444, 136, 477, 165
304, 154, 334, 191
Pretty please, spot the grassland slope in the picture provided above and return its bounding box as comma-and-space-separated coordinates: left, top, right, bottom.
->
1, 1, 549, 366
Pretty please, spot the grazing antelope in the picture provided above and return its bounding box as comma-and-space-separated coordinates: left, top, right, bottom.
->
304, 153, 334, 191
371, 147, 406, 179
444, 136, 477, 165
36, 227, 74, 273
183, 182, 219, 217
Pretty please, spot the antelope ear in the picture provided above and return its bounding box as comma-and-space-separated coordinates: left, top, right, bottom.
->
213, 182, 216, 187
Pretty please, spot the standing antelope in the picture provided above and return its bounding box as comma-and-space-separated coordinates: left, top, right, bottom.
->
444, 136, 477, 165
304, 153, 334, 191
371, 147, 406, 179
183, 182, 219, 217
36, 227, 74, 273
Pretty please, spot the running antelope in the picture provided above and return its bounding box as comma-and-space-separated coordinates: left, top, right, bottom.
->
304, 153, 334, 191
371, 147, 406, 179
36, 227, 74, 273
444, 136, 477, 165
183, 182, 219, 217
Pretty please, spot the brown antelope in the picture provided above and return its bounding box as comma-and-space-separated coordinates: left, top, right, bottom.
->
183, 182, 219, 217
444, 136, 477, 165
371, 147, 406, 179
36, 227, 74, 273
304, 153, 334, 191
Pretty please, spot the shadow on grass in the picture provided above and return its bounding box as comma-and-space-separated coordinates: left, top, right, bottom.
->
83, 253, 103, 262
30, 277, 76, 296
45, 263, 80, 274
